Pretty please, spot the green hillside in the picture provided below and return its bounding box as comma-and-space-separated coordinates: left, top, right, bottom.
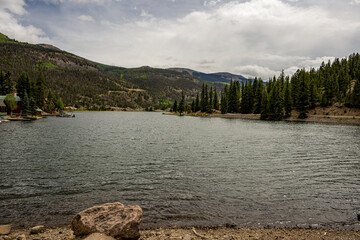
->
0, 34, 203, 110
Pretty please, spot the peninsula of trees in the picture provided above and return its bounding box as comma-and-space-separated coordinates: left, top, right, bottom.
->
173, 53, 360, 120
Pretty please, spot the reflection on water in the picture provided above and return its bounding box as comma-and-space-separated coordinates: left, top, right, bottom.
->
0, 112, 359, 230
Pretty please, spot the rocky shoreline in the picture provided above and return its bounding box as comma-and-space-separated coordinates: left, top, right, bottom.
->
1, 225, 360, 240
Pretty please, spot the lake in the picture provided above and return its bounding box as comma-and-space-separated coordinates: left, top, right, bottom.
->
0, 112, 359, 230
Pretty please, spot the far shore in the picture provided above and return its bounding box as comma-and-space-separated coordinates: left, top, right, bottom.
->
3, 225, 360, 240
165, 106, 360, 126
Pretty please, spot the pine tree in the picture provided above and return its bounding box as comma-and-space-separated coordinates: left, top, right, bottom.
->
284, 77, 292, 118
297, 70, 310, 119
253, 79, 263, 114
16, 73, 31, 100
195, 93, 200, 112
220, 91, 228, 114
34, 73, 46, 109
351, 79, 360, 108
260, 88, 269, 120
208, 86, 213, 113
213, 87, 219, 110
22, 92, 30, 116
29, 97, 37, 116
179, 91, 185, 116
172, 100, 178, 112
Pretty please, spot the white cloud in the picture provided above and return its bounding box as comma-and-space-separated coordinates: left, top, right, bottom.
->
77, 14, 94, 22
350, 0, 360, 5
0, 0, 50, 43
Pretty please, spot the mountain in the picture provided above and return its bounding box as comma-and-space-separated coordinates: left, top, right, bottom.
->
0, 33, 203, 110
169, 68, 249, 87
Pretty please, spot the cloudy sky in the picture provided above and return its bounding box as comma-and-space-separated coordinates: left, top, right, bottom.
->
1, 0, 360, 79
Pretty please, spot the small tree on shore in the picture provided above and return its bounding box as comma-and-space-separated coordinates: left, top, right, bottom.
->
56, 98, 64, 111
4, 94, 17, 115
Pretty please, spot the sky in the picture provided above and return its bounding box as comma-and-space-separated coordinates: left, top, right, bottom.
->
1, 0, 360, 79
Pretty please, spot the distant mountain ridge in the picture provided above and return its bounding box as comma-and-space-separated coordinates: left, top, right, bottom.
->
169, 68, 249, 86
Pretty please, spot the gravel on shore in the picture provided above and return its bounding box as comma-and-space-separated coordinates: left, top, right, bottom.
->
1, 226, 360, 240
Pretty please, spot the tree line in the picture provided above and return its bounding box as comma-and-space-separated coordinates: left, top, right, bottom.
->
173, 53, 360, 119
0, 71, 65, 115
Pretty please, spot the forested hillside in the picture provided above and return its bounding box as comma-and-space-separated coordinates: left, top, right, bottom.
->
0, 33, 203, 110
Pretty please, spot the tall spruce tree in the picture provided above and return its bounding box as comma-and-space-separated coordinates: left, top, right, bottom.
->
172, 100, 178, 112
213, 87, 219, 110
34, 73, 46, 109
284, 77, 292, 118
195, 93, 200, 112
260, 88, 269, 120
179, 91, 185, 116
297, 70, 310, 119
351, 79, 360, 108
22, 91, 30, 116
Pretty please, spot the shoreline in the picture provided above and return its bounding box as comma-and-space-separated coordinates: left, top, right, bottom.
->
3, 225, 360, 240
165, 107, 360, 126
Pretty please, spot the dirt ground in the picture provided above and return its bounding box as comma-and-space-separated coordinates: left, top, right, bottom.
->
2, 226, 360, 240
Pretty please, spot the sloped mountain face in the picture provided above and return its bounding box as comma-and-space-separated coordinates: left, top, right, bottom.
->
0, 33, 203, 109
170, 68, 249, 87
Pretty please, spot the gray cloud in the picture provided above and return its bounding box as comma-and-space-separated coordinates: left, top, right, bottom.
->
2, 0, 360, 79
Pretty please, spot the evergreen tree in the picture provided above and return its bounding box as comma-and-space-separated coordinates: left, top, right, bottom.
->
16, 73, 31, 100
22, 92, 30, 116
351, 79, 360, 108
284, 77, 292, 118
220, 91, 228, 114
191, 100, 195, 113
29, 97, 37, 116
267, 81, 283, 120
178, 91, 185, 116
260, 88, 269, 120
213, 87, 219, 110
253, 79, 263, 114
207, 86, 213, 113
228, 80, 240, 113
297, 70, 310, 119
200, 83, 207, 112
195, 93, 200, 112
34, 73, 46, 109
172, 100, 178, 112
0, 71, 14, 95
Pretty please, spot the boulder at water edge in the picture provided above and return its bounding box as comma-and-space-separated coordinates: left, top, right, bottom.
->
71, 202, 142, 239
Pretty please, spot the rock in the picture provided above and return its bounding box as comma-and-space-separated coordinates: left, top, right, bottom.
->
357, 213, 360, 221
83, 233, 116, 240
30, 225, 46, 234
15, 234, 26, 240
183, 235, 192, 240
0, 225, 11, 235
71, 202, 142, 239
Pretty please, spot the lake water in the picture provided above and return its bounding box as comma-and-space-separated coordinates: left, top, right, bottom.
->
0, 112, 359, 230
